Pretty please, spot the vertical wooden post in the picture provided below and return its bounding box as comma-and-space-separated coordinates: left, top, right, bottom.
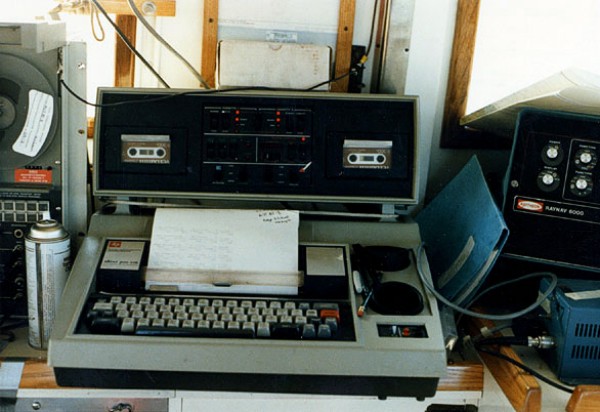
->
202, 0, 219, 88
113, 15, 137, 87
331, 0, 356, 92
440, 0, 481, 147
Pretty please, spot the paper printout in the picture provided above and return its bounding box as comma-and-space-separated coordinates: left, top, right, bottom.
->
147, 208, 299, 279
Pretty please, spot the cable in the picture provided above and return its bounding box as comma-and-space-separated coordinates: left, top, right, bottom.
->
60, 74, 372, 110
90, 0, 170, 88
126, 0, 211, 89
90, 1, 105, 42
415, 243, 558, 321
60, 80, 269, 108
365, 0, 379, 58
475, 344, 574, 394
305, 71, 352, 91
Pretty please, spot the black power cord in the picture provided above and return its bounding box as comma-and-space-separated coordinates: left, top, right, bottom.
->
474, 339, 574, 394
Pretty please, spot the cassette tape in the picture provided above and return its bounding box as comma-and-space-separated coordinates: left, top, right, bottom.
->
121, 134, 171, 164
342, 139, 392, 169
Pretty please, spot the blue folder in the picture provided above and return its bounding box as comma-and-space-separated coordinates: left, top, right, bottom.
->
416, 156, 509, 305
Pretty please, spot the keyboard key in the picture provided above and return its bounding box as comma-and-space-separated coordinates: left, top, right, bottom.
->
325, 317, 338, 333
242, 322, 256, 334
320, 309, 340, 322
317, 324, 332, 339
227, 321, 240, 330
137, 318, 150, 328
135, 326, 254, 338
257, 322, 270, 337
302, 324, 316, 339
271, 323, 301, 339
89, 317, 121, 334
121, 318, 135, 333
93, 302, 113, 311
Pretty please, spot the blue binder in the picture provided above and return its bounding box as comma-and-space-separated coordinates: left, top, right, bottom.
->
416, 156, 509, 305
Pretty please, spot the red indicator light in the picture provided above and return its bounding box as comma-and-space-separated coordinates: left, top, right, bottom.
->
235, 117, 240, 122
276, 118, 281, 123
276, 111, 281, 116
301, 137, 307, 142
235, 110, 240, 115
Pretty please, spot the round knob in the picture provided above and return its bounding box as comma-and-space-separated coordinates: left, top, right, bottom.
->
541, 173, 555, 186
575, 178, 589, 190
580, 152, 593, 164
546, 146, 559, 159
542, 143, 563, 166
537, 170, 560, 192
574, 148, 597, 170
569, 174, 593, 197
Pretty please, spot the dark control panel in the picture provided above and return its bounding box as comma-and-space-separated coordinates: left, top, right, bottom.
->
95, 89, 417, 205
502, 109, 600, 271
202, 106, 313, 189
0, 190, 59, 317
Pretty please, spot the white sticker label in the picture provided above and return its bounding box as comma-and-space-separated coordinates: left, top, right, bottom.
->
12, 90, 54, 157
101, 241, 146, 271
565, 289, 600, 301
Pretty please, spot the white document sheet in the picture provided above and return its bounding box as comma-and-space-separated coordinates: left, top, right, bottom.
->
145, 208, 300, 293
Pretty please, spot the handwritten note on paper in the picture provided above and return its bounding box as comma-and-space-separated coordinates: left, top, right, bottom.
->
12, 90, 54, 157
147, 208, 299, 277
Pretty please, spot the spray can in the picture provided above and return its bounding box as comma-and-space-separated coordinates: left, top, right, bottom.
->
25, 219, 70, 349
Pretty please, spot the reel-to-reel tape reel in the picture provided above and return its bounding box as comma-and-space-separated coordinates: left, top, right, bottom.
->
0, 22, 88, 318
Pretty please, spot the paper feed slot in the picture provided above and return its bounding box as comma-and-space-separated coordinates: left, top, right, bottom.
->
144, 268, 303, 295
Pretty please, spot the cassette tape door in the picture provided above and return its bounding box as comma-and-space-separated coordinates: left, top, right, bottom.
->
0, 22, 87, 318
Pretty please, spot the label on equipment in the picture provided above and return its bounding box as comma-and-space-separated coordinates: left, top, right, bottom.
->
25, 238, 70, 349
14, 168, 53, 184
100, 240, 145, 271
12, 90, 54, 158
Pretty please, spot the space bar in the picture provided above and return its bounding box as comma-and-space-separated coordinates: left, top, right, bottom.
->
135, 326, 255, 338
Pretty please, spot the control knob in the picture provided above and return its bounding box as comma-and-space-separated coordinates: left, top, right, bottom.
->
542, 143, 563, 166
569, 174, 593, 197
537, 170, 560, 192
574, 148, 597, 171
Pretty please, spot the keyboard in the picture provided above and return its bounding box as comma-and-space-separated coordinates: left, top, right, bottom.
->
83, 294, 356, 341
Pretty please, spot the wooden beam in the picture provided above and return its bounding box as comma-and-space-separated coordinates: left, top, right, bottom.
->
202, 0, 219, 88
97, 0, 176, 16
440, 0, 480, 147
331, 0, 356, 92
113, 14, 137, 87
567, 385, 600, 412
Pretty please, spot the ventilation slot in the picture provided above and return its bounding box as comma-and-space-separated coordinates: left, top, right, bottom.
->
574, 323, 600, 338
571, 345, 600, 360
